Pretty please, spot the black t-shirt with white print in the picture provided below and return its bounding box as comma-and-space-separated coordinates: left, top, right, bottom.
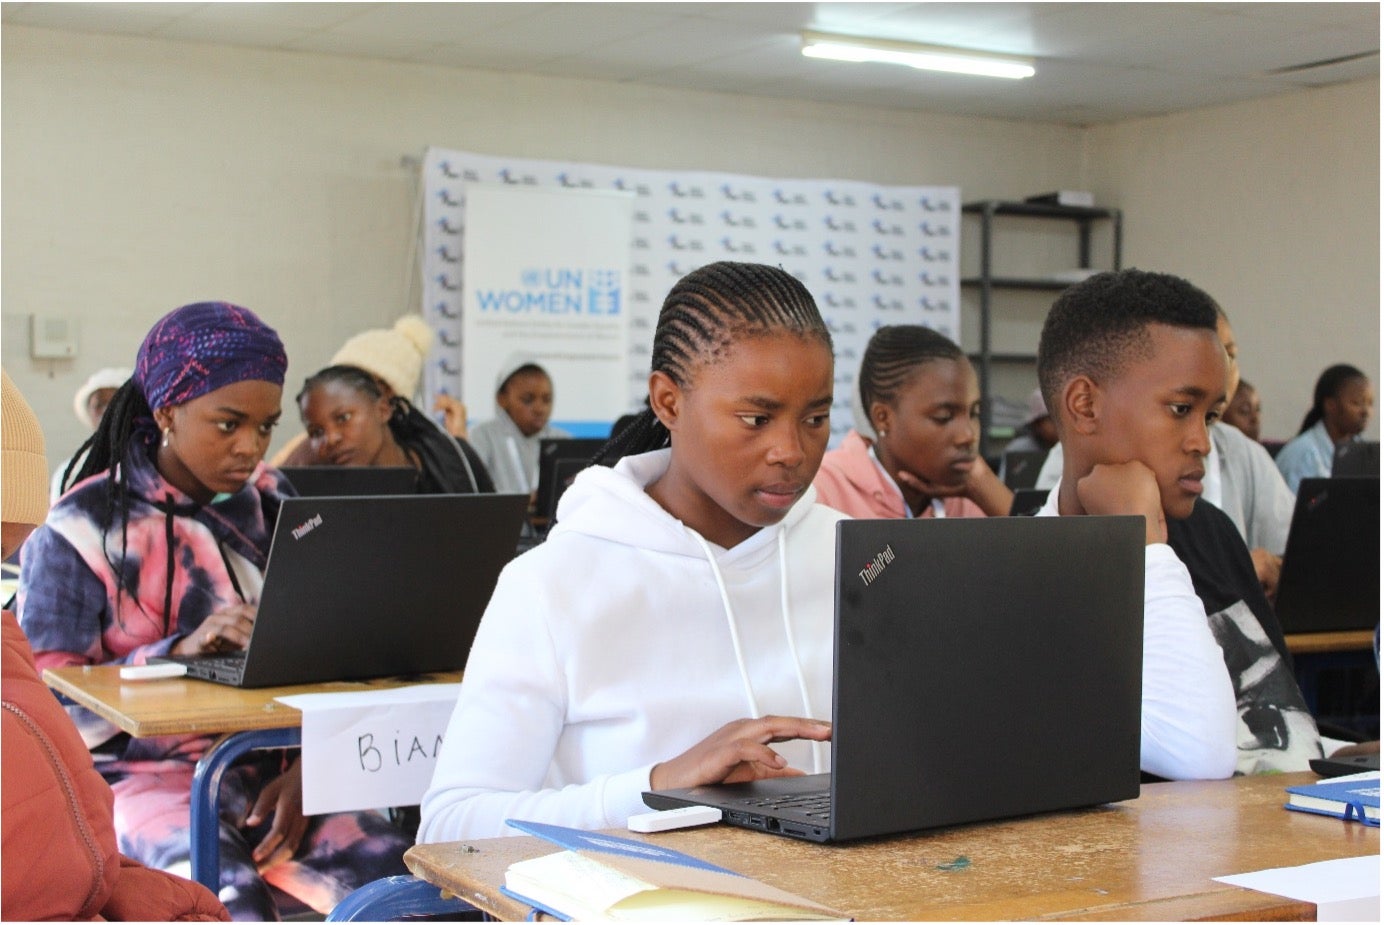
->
1164, 499, 1323, 774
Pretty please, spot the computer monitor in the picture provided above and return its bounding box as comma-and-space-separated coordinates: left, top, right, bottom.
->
534, 438, 606, 526
1332, 441, 1380, 479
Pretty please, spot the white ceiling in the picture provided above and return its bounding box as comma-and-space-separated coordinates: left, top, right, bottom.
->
2, 2, 1378, 124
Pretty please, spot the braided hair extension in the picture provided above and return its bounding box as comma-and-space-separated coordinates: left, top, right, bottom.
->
597, 262, 832, 466
1300, 363, 1368, 434
59, 379, 169, 636
856, 325, 964, 430
62, 379, 146, 495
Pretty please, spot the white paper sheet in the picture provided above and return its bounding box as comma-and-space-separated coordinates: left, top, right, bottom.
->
276, 684, 461, 815
1214, 855, 1381, 922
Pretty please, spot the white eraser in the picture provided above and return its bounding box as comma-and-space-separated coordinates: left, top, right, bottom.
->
627, 805, 723, 833
119, 663, 187, 681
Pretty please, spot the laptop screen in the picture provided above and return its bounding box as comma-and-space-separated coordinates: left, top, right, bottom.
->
220, 493, 529, 687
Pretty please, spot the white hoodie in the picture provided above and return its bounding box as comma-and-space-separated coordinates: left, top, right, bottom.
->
418, 449, 846, 842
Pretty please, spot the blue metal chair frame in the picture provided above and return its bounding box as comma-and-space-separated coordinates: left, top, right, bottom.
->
326, 875, 478, 921
189, 726, 302, 893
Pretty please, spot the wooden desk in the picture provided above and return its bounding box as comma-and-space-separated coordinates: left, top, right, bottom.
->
42, 664, 460, 737
43, 665, 460, 894
405, 773, 1379, 921
1285, 630, 1376, 656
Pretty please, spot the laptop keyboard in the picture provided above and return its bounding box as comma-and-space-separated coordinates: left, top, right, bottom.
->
194, 653, 247, 673
165, 652, 246, 682
738, 791, 832, 820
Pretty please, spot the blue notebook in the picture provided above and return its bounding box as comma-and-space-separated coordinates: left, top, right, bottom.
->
1285, 775, 1380, 826
497, 819, 846, 920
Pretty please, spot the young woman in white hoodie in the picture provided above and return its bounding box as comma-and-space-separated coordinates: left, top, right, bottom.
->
419, 262, 843, 842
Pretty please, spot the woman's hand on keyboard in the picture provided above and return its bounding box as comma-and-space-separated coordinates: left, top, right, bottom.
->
650, 715, 832, 791
171, 603, 257, 657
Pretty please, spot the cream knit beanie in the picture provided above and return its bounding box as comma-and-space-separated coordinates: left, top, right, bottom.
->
72, 366, 132, 428
330, 315, 434, 399
2, 369, 50, 527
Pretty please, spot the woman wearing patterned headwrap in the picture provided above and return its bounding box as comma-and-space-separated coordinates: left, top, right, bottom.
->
18, 302, 410, 920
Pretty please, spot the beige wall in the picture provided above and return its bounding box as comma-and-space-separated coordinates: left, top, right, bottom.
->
1085, 79, 1380, 442
3, 23, 1377, 459
2, 25, 1085, 458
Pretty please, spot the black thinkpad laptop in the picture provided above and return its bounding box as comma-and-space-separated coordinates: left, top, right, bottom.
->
644, 515, 1145, 842
1275, 477, 1381, 633
279, 465, 417, 497
161, 493, 528, 687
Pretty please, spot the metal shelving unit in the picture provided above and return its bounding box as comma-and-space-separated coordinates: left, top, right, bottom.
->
961, 199, 1123, 455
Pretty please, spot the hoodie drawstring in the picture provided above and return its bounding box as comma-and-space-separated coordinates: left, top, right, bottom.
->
687, 525, 823, 775
161, 496, 176, 636
688, 528, 761, 720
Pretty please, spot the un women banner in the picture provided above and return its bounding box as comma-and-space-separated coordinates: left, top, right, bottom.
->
461, 185, 633, 435
421, 146, 959, 444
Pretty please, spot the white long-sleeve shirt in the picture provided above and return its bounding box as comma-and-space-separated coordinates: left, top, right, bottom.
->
419, 449, 844, 842
1038, 487, 1238, 780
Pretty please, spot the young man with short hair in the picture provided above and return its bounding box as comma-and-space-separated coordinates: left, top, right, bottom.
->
1034, 269, 1319, 778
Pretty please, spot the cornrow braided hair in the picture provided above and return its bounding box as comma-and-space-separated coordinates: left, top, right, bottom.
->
857, 325, 964, 424
298, 364, 384, 407
597, 261, 832, 466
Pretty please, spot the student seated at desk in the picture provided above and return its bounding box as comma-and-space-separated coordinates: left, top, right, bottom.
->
419, 262, 839, 841
468, 354, 571, 500
1034, 269, 1240, 780
3, 369, 230, 922
1034, 307, 1294, 600
1275, 363, 1375, 493
296, 364, 494, 494
16, 303, 410, 920
813, 325, 1012, 518
272, 313, 470, 467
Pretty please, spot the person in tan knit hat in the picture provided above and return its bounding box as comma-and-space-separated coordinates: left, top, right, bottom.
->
271, 314, 467, 466
330, 313, 433, 400
2, 368, 230, 921
2, 370, 49, 544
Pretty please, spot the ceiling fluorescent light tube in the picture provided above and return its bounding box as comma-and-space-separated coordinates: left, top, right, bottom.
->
801, 31, 1034, 80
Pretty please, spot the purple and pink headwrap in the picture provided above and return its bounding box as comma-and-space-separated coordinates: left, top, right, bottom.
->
133, 302, 287, 412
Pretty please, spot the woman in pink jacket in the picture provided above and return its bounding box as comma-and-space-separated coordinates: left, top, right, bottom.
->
815, 325, 1012, 519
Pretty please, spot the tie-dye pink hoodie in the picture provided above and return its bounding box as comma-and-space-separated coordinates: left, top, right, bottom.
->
17, 439, 291, 760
